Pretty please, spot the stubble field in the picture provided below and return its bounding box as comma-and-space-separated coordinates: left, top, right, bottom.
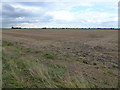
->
2, 29, 119, 88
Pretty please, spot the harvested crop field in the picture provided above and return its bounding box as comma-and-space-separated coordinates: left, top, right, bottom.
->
2, 29, 119, 88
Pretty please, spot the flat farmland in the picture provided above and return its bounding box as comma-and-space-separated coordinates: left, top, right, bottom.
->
2, 29, 119, 88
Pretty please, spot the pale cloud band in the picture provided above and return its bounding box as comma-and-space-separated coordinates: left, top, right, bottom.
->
1, 0, 119, 3
1, 0, 119, 28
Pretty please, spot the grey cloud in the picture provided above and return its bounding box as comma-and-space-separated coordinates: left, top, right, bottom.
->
19, 2, 50, 7
2, 4, 30, 18
2, 3, 46, 27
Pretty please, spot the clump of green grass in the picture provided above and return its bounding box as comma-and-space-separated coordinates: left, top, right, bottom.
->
107, 70, 114, 76
3, 50, 47, 88
96, 84, 108, 88
2, 72, 24, 88
44, 53, 56, 60
62, 54, 80, 61
48, 64, 67, 83
82, 58, 88, 64
104, 70, 115, 77
48, 64, 67, 76
14, 46, 23, 53
2, 51, 25, 88
64, 79, 87, 88
3, 41, 14, 46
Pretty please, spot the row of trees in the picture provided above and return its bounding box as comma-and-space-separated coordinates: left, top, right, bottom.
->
11, 26, 21, 29
11, 27, 118, 30
41, 27, 117, 29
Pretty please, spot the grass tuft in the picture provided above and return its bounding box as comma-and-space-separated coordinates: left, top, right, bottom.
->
82, 58, 88, 64
3, 41, 14, 46
44, 53, 56, 60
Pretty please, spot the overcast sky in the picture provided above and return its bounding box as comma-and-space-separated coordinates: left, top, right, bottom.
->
1, 0, 119, 28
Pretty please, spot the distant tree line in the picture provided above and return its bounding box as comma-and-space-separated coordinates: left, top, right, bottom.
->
41, 27, 118, 30
11, 26, 21, 29
11, 26, 119, 30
